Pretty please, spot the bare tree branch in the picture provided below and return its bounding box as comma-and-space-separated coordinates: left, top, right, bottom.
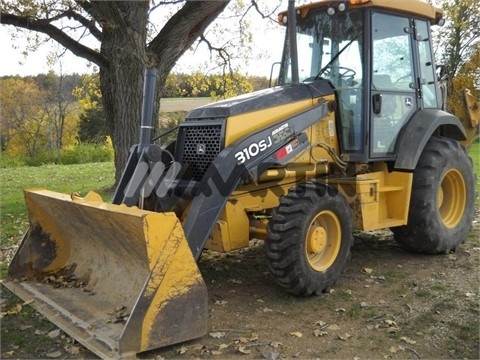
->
199, 34, 233, 73
147, 0, 229, 81
63, 9, 102, 40
1, 12, 107, 68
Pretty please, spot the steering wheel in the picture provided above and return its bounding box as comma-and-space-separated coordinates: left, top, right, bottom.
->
321, 66, 356, 79
303, 66, 357, 83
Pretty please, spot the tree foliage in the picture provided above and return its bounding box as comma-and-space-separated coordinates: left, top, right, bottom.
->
431, 0, 479, 120
434, 0, 480, 77
0, 78, 48, 156
73, 74, 108, 144
447, 44, 480, 116
0, 75, 80, 157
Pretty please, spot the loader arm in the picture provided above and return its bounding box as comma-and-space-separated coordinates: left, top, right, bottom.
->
184, 99, 332, 259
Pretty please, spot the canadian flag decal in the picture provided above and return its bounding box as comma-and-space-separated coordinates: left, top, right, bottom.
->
276, 140, 298, 160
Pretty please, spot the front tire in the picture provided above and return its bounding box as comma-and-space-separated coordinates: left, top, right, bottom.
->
265, 182, 353, 296
391, 137, 475, 254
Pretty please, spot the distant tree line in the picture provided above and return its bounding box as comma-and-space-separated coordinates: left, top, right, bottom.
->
0, 71, 269, 163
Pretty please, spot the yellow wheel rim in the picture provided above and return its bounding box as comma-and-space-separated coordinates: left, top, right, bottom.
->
438, 169, 466, 228
305, 210, 341, 272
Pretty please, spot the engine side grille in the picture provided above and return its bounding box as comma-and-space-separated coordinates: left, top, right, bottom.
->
178, 124, 223, 181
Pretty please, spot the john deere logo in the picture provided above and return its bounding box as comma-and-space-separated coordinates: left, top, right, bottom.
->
196, 143, 206, 155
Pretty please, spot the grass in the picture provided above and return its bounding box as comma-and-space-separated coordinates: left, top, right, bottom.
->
0, 162, 114, 247
470, 141, 480, 206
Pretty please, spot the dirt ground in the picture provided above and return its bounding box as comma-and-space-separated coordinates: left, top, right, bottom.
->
1, 211, 479, 359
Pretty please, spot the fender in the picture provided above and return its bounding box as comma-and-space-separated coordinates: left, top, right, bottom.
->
394, 109, 466, 171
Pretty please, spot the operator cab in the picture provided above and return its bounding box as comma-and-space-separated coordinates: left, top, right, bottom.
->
278, 0, 443, 162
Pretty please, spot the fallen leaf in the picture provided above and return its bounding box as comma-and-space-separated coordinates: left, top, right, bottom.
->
5, 351, 14, 356
363, 267, 373, 274
228, 279, 243, 284
328, 324, 341, 331
289, 331, 303, 337
48, 329, 61, 339
177, 346, 187, 354
237, 346, 251, 354
46, 350, 63, 358
209, 331, 226, 339
466, 292, 476, 297
22, 299, 34, 306
214, 300, 227, 305
238, 334, 259, 343
385, 319, 397, 327
400, 336, 416, 345
314, 329, 328, 337
338, 333, 351, 341
335, 308, 346, 312
315, 320, 327, 327
269, 341, 282, 348
67, 346, 80, 355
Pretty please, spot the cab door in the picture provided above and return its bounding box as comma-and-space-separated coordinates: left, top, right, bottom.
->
370, 12, 417, 158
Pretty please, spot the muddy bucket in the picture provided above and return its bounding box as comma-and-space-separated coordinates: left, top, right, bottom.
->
2, 189, 208, 359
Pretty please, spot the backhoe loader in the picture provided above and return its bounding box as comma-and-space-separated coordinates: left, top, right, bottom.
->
2, 0, 478, 358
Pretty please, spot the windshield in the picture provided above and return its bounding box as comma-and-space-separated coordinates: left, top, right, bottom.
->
279, 8, 363, 87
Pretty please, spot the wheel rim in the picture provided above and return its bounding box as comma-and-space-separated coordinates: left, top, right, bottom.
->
438, 168, 466, 228
305, 210, 341, 272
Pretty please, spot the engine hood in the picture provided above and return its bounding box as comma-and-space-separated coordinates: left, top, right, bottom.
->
185, 80, 334, 120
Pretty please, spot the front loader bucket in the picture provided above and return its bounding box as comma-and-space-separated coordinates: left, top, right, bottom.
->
2, 189, 208, 359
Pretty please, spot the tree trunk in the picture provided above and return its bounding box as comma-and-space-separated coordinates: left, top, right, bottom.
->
98, 2, 149, 182
99, 1, 228, 184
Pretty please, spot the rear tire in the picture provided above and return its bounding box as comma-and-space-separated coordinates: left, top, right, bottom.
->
391, 137, 475, 254
265, 182, 353, 296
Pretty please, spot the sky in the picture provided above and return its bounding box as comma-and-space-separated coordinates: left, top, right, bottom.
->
0, 1, 291, 78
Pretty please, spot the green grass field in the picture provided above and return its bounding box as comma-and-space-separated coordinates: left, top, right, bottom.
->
471, 141, 480, 206
0, 162, 115, 247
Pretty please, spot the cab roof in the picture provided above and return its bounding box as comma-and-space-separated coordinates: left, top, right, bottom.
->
279, 0, 444, 25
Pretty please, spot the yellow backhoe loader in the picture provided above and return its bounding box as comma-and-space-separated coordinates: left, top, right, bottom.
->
2, 0, 478, 358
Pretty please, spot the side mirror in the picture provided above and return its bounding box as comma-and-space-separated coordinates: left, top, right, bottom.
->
269, 62, 281, 87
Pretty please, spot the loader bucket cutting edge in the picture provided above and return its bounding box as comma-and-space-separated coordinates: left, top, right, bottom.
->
1, 188, 208, 359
